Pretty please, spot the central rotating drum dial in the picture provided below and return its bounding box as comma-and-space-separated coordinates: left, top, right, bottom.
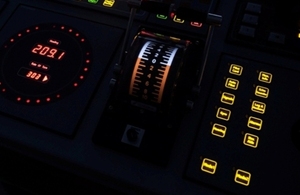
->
129, 41, 178, 103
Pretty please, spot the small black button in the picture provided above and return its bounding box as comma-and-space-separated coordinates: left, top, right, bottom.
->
268, 32, 285, 44
238, 25, 255, 37
245, 2, 262, 14
242, 14, 259, 25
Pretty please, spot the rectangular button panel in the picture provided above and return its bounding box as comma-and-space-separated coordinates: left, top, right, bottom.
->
185, 55, 300, 195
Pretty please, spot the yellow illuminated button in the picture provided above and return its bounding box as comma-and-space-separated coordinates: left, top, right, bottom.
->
212, 123, 227, 138
225, 78, 239, 90
103, 0, 115, 7
235, 169, 251, 186
216, 107, 231, 121
255, 85, 269, 98
247, 116, 263, 130
243, 133, 259, 148
221, 92, 235, 105
251, 100, 266, 114
258, 71, 272, 83
173, 15, 184, 23
201, 158, 217, 174
229, 64, 243, 76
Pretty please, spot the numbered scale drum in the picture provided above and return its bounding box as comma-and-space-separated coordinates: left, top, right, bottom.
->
94, 30, 201, 165
116, 31, 193, 112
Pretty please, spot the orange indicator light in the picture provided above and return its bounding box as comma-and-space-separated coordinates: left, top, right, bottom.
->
201, 158, 217, 174
216, 107, 231, 121
103, 0, 115, 7
211, 123, 227, 138
258, 71, 272, 83
221, 92, 235, 105
225, 78, 239, 90
255, 85, 269, 98
235, 169, 251, 186
243, 133, 259, 148
247, 116, 263, 130
251, 100, 266, 114
229, 64, 243, 76
173, 15, 184, 23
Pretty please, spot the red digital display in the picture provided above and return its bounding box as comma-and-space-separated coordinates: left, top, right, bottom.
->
0, 24, 91, 105
31, 43, 65, 60
17, 67, 50, 83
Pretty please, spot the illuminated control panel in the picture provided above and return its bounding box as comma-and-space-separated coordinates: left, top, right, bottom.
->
185, 55, 283, 194
0, 6, 123, 135
1, 1, 300, 195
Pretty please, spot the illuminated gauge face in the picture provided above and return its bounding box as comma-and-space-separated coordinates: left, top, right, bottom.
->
129, 41, 178, 104
0, 24, 92, 104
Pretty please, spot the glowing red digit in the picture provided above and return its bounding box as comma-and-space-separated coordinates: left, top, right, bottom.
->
39, 46, 50, 55
35, 74, 41, 80
26, 71, 33, 77
58, 51, 65, 60
47, 48, 57, 58
31, 44, 43, 53
31, 72, 37, 79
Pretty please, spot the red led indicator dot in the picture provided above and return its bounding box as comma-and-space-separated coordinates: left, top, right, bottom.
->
17, 97, 21, 101
56, 94, 61, 98
69, 29, 73, 32
80, 76, 84, 79
74, 83, 78, 87
84, 67, 88, 71
35, 27, 39, 30
2, 88, 6, 92
61, 26, 65, 30
26, 99, 30, 103
86, 59, 90, 63
76, 33, 79, 37
18, 34, 22, 37
36, 99, 41, 103
4, 45, 7, 48
170, 12, 175, 19
26, 29, 30, 33
10, 39, 14, 42
46, 98, 51, 102
86, 52, 90, 55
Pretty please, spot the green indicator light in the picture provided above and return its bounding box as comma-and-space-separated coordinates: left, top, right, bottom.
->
157, 14, 167, 20
88, 0, 99, 4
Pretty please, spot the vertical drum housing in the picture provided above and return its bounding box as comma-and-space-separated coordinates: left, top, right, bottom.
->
93, 30, 202, 165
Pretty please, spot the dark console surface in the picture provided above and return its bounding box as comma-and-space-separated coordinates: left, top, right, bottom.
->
0, 0, 299, 194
